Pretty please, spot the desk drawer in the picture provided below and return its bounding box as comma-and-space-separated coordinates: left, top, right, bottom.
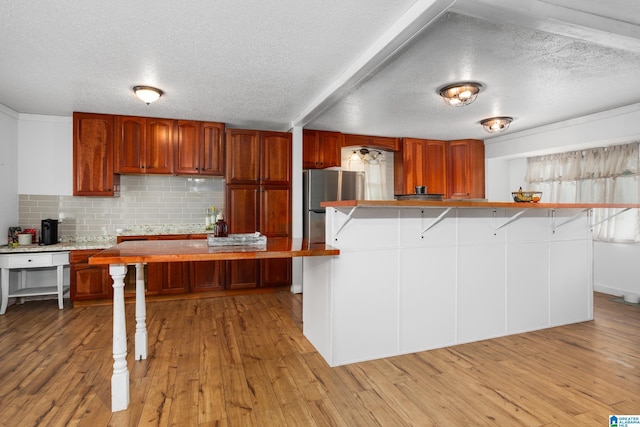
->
1, 252, 69, 268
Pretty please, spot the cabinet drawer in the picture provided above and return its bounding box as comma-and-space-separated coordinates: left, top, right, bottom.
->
1, 252, 69, 268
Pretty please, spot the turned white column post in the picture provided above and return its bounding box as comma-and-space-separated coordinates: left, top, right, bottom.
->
110, 264, 129, 412
134, 263, 147, 361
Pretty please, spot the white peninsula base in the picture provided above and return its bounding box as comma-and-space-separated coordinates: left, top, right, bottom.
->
302, 203, 596, 367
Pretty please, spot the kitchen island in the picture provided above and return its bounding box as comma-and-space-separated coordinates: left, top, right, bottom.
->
302, 200, 640, 367
89, 238, 338, 412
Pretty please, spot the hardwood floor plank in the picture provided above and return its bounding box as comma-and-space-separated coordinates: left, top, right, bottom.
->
0, 292, 638, 426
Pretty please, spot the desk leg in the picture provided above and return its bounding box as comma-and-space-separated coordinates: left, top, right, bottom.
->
110, 264, 129, 412
0, 268, 8, 315
134, 263, 147, 361
56, 265, 64, 309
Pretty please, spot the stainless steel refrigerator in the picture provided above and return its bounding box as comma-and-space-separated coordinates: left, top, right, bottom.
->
303, 169, 365, 243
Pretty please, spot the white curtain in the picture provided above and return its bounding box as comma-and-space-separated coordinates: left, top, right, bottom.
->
525, 142, 640, 242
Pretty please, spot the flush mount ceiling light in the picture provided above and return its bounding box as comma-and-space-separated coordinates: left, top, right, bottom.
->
438, 82, 482, 107
481, 116, 513, 133
133, 85, 163, 105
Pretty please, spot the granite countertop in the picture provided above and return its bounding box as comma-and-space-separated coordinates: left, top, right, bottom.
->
1, 224, 212, 254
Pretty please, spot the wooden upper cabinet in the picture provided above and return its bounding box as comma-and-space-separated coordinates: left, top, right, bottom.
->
303, 130, 342, 169
147, 118, 174, 174
73, 112, 120, 196
174, 120, 201, 175
343, 133, 400, 151
447, 139, 485, 199
225, 129, 260, 184
261, 131, 292, 185
398, 138, 447, 195
114, 116, 145, 173
174, 121, 224, 176
201, 122, 225, 175
225, 129, 291, 185
114, 116, 174, 174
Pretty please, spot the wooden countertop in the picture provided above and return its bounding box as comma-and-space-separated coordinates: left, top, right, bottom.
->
88, 238, 339, 265
321, 200, 640, 209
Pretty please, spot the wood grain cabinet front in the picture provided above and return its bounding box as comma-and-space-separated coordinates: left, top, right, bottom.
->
73, 112, 120, 196
447, 139, 485, 199
343, 133, 400, 151
225, 128, 292, 289
395, 138, 447, 196
115, 116, 175, 174
70, 250, 112, 301
303, 130, 342, 169
174, 121, 225, 176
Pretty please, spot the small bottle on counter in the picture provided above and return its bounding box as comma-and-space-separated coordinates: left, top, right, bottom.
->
213, 212, 228, 237
210, 206, 216, 227
205, 208, 212, 229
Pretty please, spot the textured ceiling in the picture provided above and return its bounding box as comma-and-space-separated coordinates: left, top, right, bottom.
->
1, 0, 639, 141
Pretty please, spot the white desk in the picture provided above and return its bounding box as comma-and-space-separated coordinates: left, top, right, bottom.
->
0, 251, 70, 314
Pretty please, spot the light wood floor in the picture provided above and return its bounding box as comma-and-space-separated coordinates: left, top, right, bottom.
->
0, 292, 638, 426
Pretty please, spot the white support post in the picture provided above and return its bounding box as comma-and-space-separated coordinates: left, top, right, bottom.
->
56, 264, 64, 309
110, 263, 129, 412
134, 263, 147, 361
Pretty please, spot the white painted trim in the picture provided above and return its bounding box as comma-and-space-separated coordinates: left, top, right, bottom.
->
291, 0, 456, 127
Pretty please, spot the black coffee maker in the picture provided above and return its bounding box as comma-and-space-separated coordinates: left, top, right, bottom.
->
41, 219, 59, 245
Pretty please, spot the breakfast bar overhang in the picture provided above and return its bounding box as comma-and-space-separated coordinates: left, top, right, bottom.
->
89, 238, 339, 412
301, 200, 640, 369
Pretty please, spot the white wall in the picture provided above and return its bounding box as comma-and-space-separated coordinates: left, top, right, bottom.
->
484, 102, 640, 298
18, 114, 72, 195
0, 104, 19, 245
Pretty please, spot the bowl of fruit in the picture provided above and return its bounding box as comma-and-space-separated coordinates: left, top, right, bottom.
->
512, 188, 542, 203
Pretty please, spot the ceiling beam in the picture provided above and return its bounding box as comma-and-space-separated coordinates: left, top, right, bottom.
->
452, 0, 640, 53
290, 0, 458, 129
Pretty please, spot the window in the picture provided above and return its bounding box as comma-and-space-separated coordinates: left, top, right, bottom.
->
525, 142, 639, 243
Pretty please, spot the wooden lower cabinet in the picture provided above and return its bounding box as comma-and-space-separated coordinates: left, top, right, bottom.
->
226, 259, 292, 289
261, 258, 292, 288
70, 250, 112, 301
70, 233, 292, 302
226, 259, 259, 290
147, 262, 189, 295
190, 261, 224, 292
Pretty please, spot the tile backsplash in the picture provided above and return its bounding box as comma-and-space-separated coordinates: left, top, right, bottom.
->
18, 175, 225, 237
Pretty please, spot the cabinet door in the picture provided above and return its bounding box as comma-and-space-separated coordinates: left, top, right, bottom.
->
402, 139, 447, 195
318, 131, 342, 168
70, 250, 112, 301
174, 120, 202, 175
261, 131, 291, 185
261, 185, 291, 237
146, 118, 174, 174
115, 116, 146, 173
73, 113, 119, 196
303, 129, 320, 169
226, 185, 260, 233
190, 261, 224, 292
448, 139, 485, 199
201, 122, 225, 176
71, 263, 112, 300
226, 259, 259, 289
225, 129, 260, 184
260, 258, 291, 288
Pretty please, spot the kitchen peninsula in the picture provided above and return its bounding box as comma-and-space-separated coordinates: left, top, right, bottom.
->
89, 238, 338, 412
301, 200, 640, 367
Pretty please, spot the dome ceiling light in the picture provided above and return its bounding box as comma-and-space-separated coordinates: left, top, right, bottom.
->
438, 81, 482, 107
481, 116, 513, 133
133, 85, 163, 105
